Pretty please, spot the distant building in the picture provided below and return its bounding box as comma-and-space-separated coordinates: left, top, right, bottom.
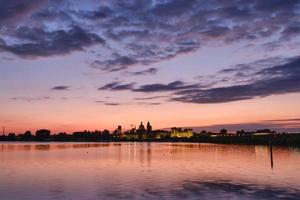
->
152, 130, 170, 139
117, 125, 122, 134
147, 121, 152, 134
137, 122, 146, 134
112, 125, 123, 138
170, 127, 193, 138
138, 122, 145, 131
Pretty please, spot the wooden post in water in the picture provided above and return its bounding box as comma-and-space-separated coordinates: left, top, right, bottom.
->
269, 134, 274, 169
1, 126, 3, 152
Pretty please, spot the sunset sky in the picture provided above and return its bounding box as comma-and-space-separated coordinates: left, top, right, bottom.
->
1, 0, 300, 133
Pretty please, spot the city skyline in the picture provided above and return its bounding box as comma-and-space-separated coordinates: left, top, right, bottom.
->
1, 0, 300, 133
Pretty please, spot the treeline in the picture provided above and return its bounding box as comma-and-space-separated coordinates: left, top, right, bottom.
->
193, 133, 300, 146
1, 129, 300, 147
0, 129, 112, 142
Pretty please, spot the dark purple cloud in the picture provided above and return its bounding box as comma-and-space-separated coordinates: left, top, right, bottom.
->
98, 81, 199, 93
99, 56, 300, 104
104, 102, 121, 106
130, 68, 158, 76
95, 100, 121, 106
1, 57, 15, 61
98, 82, 136, 91
133, 95, 168, 100
0, 0, 299, 72
0, 0, 47, 25
51, 86, 70, 91
0, 26, 104, 58
134, 81, 199, 92
10, 96, 52, 102
92, 55, 138, 72
172, 57, 300, 103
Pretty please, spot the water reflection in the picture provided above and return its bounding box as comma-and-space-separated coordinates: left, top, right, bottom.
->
0, 142, 120, 152
270, 144, 274, 169
0, 142, 300, 200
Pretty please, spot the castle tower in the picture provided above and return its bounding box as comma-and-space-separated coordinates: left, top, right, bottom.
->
147, 121, 152, 133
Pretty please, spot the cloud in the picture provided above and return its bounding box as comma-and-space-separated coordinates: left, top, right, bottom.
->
1, 57, 15, 61
144, 102, 161, 105
281, 24, 300, 41
0, 0, 47, 25
133, 95, 168, 100
81, 6, 112, 20
104, 102, 121, 106
98, 82, 136, 91
189, 120, 300, 132
98, 80, 199, 93
95, 100, 161, 106
51, 86, 70, 90
134, 81, 199, 92
1, 0, 299, 71
91, 55, 138, 72
10, 96, 52, 102
98, 56, 300, 104
0, 26, 105, 58
264, 118, 300, 122
129, 68, 158, 76
253, 0, 297, 12
95, 100, 121, 106
172, 57, 300, 103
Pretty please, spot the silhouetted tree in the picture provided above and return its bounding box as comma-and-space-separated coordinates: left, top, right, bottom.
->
54, 132, 69, 141
7, 133, 16, 141
236, 130, 245, 136
102, 129, 110, 140
22, 130, 33, 141
220, 129, 228, 136
36, 129, 51, 141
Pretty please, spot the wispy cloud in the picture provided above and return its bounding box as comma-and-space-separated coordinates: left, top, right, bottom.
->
51, 86, 70, 90
129, 68, 158, 76
133, 81, 199, 92
172, 56, 300, 103
104, 102, 121, 106
263, 118, 300, 122
99, 56, 300, 104
133, 95, 168, 101
98, 82, 135, 91
10, 96, 52, 102
1, 57, 15, 61
95, 100, 121, 106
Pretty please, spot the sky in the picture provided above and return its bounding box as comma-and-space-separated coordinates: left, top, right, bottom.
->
1, 0, 300, 134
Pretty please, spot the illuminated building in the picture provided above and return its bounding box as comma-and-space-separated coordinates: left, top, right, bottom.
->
153, 130, 170, 139
170, 127, 193, 138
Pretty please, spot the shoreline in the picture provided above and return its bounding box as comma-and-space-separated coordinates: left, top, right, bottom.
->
1, 134, 300, 147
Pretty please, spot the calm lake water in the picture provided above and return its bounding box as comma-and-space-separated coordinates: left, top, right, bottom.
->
1, 142, 300, 200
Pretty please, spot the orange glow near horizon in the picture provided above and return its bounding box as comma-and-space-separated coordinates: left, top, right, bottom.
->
1, 93, 300, 134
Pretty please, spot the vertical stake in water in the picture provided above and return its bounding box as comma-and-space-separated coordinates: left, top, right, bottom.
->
269, 134, 274, 169
1, 126, 4, 152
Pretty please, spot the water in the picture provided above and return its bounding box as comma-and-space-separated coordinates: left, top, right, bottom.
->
1, 142, 300, 200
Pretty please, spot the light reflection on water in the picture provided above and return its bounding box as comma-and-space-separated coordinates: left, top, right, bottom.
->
0, 142, 300, 200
